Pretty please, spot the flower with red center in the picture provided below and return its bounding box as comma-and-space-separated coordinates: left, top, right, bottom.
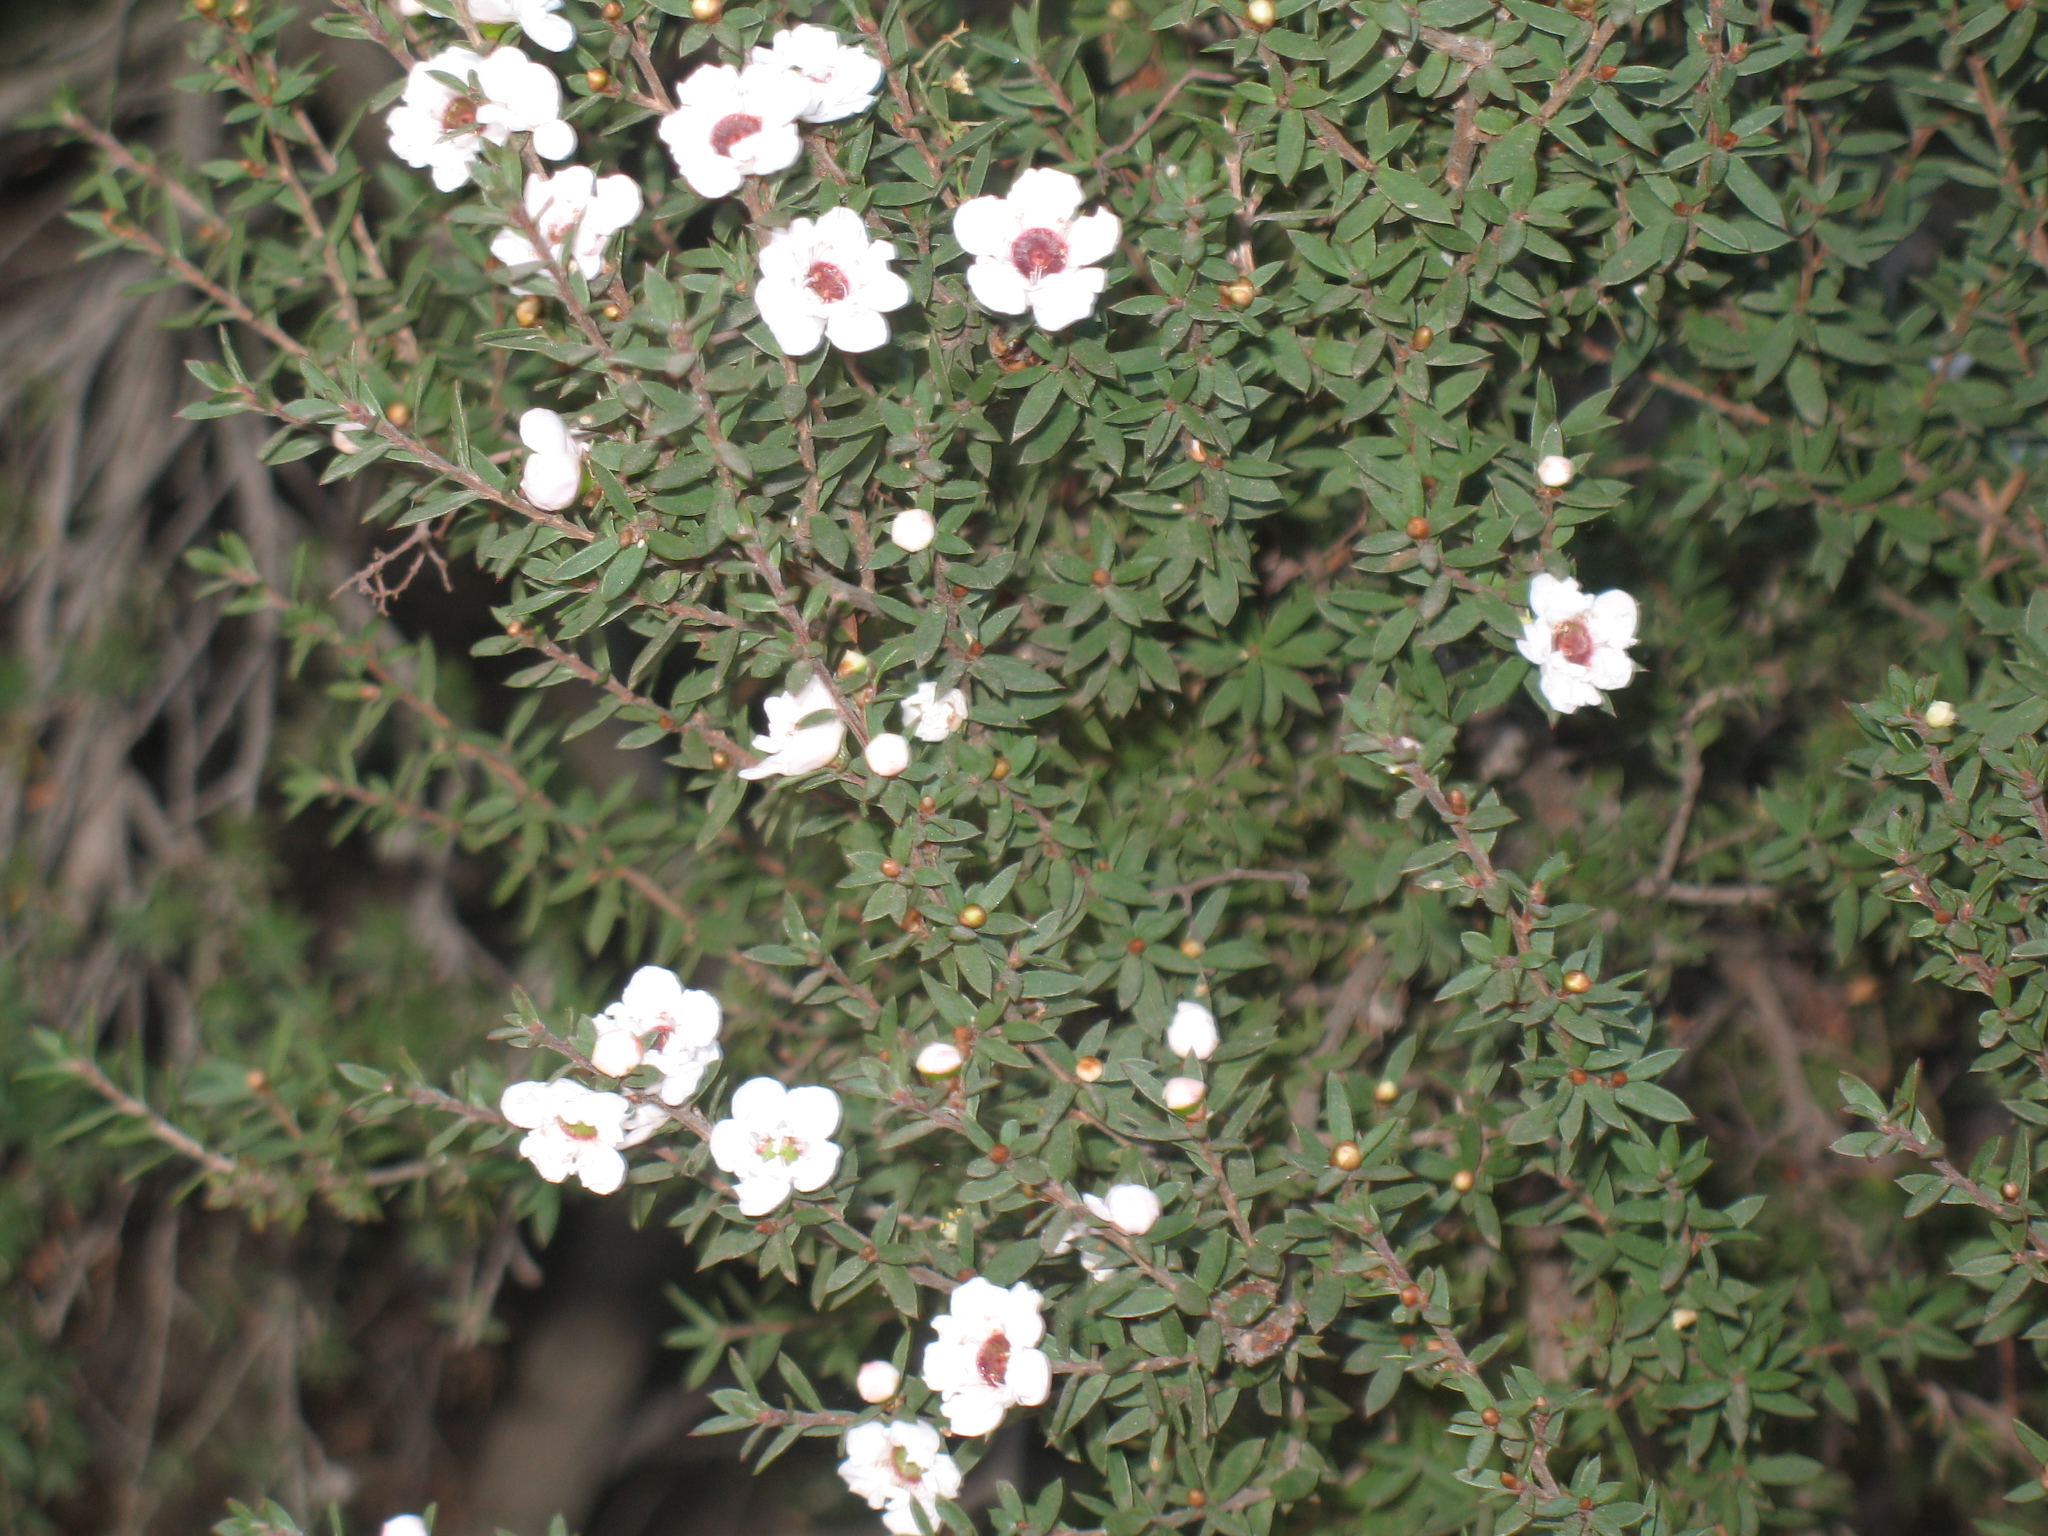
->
658, 63, 809, 200
387, 46, 574, 192
1515, 573, 1640, 715
920, 1278, 1051, 1436
952, 168, 1120, 331
754, 206, 911, 356
490, 166, 643, 288
837, 1421, 961, 1535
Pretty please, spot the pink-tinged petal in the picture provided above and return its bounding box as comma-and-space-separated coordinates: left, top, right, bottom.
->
824, 304, 890, 354
708, 1119, 753, 1174
783, 1084, 843, 1139
1007, 167, 1084, 227
1005, 1346, 1052, 1406
788, 1140, 841, 1192
1027, 267, 1106, 331
1588, 588, 1638, 648
734, 1173, 790, 1216
729, 1075, 789, 1126
1587, 646, 1635, 691
575, 1145, 627, 1194
966, 257, 1031, 315
1064, 208, 1121, 267
952, 195, 1021, 258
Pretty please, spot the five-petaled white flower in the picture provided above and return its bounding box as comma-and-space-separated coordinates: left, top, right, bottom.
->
387, 46, 574, 193
751, 24, 882, 123
1083, 1183, 1163, 1236
501, 1079, 634, 1194
901, 682, 969, 743
755, 206, 910, 357
491, 166, 644, 287
1166, 999, 1217, 1061
920, 1278, 1052, 1437
739, 673, 846, 780
518, 408, 586, 510
1515, 574, 1640, 716
837, 1420, 962, 1536
588, 966, 723, 1105
953, 168, 1120, 332
709, 1077, 844, 1215
659, 63, 811, 200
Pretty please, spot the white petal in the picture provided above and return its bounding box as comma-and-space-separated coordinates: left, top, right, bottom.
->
788, 1139, 842, 1192
519, 1128, 576, 1182
734, 1173, 791, 1216
708, 1117, 753, 1173
825, 304, 890, 354
522, 450, 582, 510
518, 0, 574, 50
1064, 208, 1121, 267
1005, 1346, 1051, 1406
590, 1028, 644, 1078
761, 297, 828, 357
530, 118, 575, 160
1587, 646, 1635, 691
575, 1145, 627, 1194
1588, 588, 1638, 649
1027, 267, 1106, 332
519, 407, 572, 456
1538, 660, 1602, 714
952, 195, 1021, 259
655, 1060, 711, 1105
1526, 573, 1585, 625
728, 1075, 789, 1127
938, 1389, 1006, 1438
783, 1084, 842, 1139
1006, 167, 1084, 227
856, 268, 911, 315
500, 1080, 556, 1128
1515, 618, 1553, 666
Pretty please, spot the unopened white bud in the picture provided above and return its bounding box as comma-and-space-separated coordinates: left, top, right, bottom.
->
856, 1360, 901, 1402
590, 1028, 644, 1078
1669, 1306, 1698, 1331
332, 423, 365, 454
865, 732, 911, 777
382, 1518, 429, 1536
1101, 1183, 1162, 1235
1536, 454, 1575, 489
1163, 1076, 1207, 1114
916, 1042, 964, 1078
890, 508, 936, 552
1166, 1000, 1218, 1061
1924, 700, 1957, 729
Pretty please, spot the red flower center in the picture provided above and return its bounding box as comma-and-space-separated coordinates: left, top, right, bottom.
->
975, 1330, 1011, 1388
710, 113, 762, 156
1553, 617, 1595, 666
442, 97, 479, 130
1010, 228, 1067, 280
805, 261, 851, 303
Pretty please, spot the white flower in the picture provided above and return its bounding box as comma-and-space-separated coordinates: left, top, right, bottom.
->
890, 508, 935, 552
1163, 1076, 1206, 1114
1926, 699, 1958, 729
491, 166, 643, 287
518, 408, 586, 510
500, 1079, 634, 1194
953, 168, 1120, 331
658, 63, 810, 200
1083, 1183, 1162, 1236
865, 732, 912, 778
838, 1420, 962, 1536
751, 24, 882, 123
709, 1077, 843, 1215
1515, 573, 1640, 716
1535, 454, 1576, 489
381, 1518, 428, 1536
921, 1278, 1052, 1437
755, 206, 910, 357
902, 682, 969, 743
915, 1041, 963, 1078
1052, 1219, 1122, 1280
1166, 1000, 1217, 1061
739, 673, 846, 780
387, 46, 574, 193
469, 0, 576, 51
590, 966, 722, 1105
857, 1361, 903, 1403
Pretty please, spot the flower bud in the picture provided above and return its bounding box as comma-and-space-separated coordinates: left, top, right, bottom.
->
891, 507, 936, 552
331, 423, 364, 454
590, 1027, 645, 1078
1330, 1140, 1363, 1171
837, 649, 870, 678
1405, 515, 1431, 540
382, 1518, 429, 1536
916, 1042, 964, 1078
1451, 1169, 1475, 1193
1167, 999, 1219, 1061
384, 400, 412, 427
514, 294, 545, 327
1245, 0, 1277, 27
1373, 1078, 1400, 1103
1074, 1055, 1104, 1083
958, 903, 988, 929
690, 0, 722, 19
865, 732, 911, 778
1536, 454, 1576, 489
1163, 1076, 1207, 1114
1219, 278, 1256, 309
856, 1361, 901, 1403
1925, 699, 1957, 729
1669, 1306, 1698, 1331
1101, 1183, 1162, 1235
1562, 970, 1592, 994
585, 67, 611, 92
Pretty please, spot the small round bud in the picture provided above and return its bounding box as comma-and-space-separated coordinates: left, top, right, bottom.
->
1398, 1284, 1424, 1308
1562, 970, 1592, 994
1608, 1071, 1628, 1088
1500, 1472, 1522, 1492
1925, 699, 1957, 729
1451, 1169, 1475, 1193
1187, 440, 1211, 464
1405, 515, 1431, 539
1480, 1406, 1501, 1427
601, 0, 622, 15
384, 400, 412, 427
599, 302, 622, 321
1446, 788, 1468, 816
1167, 999, 1219, 1060
1219, 278, 1256, 309
1330, 1140, 1363, 1171
1245, 0, 1277, 24
1091, 567, 1111, 586
958, 903, 988, 929
1186, 1491, 1207, 1510
710, 749, 731, 769
918, 795, 937, 815
2003, 1180, 2023, 1201
194, 0, 219, 13
857, 1361, 901, 1403
586, 67, 611, 91
865, 732, 911, 777
690, 0, 722, 19
331, 424, 364, 454
1179, 937, 1204, 958
1163, 1076, 1207, 1114
989, 1144, 1011, 1163
837, 649, 870, 678
514, 295, 544, 327
1670, 1306, 1698, 1331
1127, 937, 1147, 954
1074, 1055, 1104, 1083
890, 507, 936, 552
245, 1068, 267, 1090
916, 1042, 964, 1078
1569, 1068, 1589, 1085
1373, 1078, 1399, 1103
1536, 454, 1576, 489
990, 756, 1011, 780
881, 859, 902, 878
1409, 325, 1434, 351
1098, 1183, 1162, 1234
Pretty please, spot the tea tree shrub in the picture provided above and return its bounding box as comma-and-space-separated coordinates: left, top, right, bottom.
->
37, 0, 2048, 1526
